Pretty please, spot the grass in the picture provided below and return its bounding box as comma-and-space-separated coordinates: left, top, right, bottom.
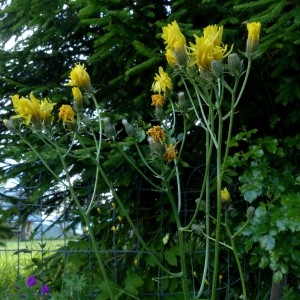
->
0, 239, 65, 296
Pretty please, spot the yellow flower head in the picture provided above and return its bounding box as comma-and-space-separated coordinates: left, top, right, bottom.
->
151, 94, 164, 107
162, 21, 187, 68
221, 187, 231, 203
11, 94, 40, 126
67, 63, 94, 93
39, 97, 56, 124
189, 25, 233, 70
164, 143, 178, 163
162, 21, 186, 50
246, 22, 261, 54
146, 125, 166, 143
11, 94, 55, 127
58, 104, 76, 123
72, 87, 83, 109
151, 67, 172, 94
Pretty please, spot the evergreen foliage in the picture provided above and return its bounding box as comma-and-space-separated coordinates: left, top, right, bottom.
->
0, 0, 299, 298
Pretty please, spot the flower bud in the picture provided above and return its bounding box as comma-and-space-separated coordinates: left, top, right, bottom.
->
246, 22, 261, 55
177, 91, 189, 113
191, 224, 202, 234
103, 117, 116, 139
210, 60, 224, 78
3, 118, 19, 132
72, 87, 83, 110
246, 206, 255, 219
221, 187, 231, 203
199, 69, 215, 84
148, 137, 165, 154
122, 119, 136, 137
154, 106, 165, 121
227, 53, 243, 77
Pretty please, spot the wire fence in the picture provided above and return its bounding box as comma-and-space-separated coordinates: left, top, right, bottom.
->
0, 170, 254, 299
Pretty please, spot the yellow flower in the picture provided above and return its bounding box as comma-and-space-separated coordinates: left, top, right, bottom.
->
221, 187, 231, 203
146, 125, 166, 143
12, 94, 40, 126
111, 225, 116, 232
72, 87, 83, 109
11, 94, 55, 127
58, 104, 76, 123
189, 25, 233, 70
39, 97, 56, 124
151, 67, 172, 94
67, 63, 94, 93
219, 274, 223, 284
162, 21, 187, 68
151, 94, 164, 107
162, 21, 186, 50
246, 22, 261, 54
164, 143, 178, 163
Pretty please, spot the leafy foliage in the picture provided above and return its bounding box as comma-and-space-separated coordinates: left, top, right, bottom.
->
0, 0, 300, 299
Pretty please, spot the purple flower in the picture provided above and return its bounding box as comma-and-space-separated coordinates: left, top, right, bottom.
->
26, 275, 37, 287
41, 284, 51, 294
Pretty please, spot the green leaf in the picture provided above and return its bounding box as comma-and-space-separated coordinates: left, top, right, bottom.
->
259, 256, 269, 269
273, 271, 283, 283
259, 234, 275, 251
125, 273, 144, 288
244, 190, 257, 203
255, 203, 267, 218
136, 128, 146, 143
164, 248, 177, 266
244, 238, 253, 252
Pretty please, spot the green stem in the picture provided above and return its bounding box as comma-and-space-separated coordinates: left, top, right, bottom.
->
164, 179, 189, 300
134, 142, 160, 178
91, 159, 182, 278
223, 59, 252, 120
21, 134, 115, 300
211, 104, 223, 300
195, 106, 214, 299
116, 143, 165, 191
224, 211, 247, 299
57, 153, 115, 300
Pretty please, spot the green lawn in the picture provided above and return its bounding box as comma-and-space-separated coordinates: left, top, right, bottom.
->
0, 239, 65, 296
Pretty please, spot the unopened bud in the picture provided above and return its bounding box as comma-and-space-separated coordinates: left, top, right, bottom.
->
221, 187, 231, 203
210, 60, 224, 78
199, 69, 214, 83
246, 206, 255, 219
148, 137, 165, 154
177, 91, 189, 113
227, 53, 243, 77
246, 22, 261, 56
103, 117, 116, 139
154, 106, 165, 121
122, 119, 136, 137
3, 118, 19, 132
191, 224, 202, 234
72, 87, 83, 110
